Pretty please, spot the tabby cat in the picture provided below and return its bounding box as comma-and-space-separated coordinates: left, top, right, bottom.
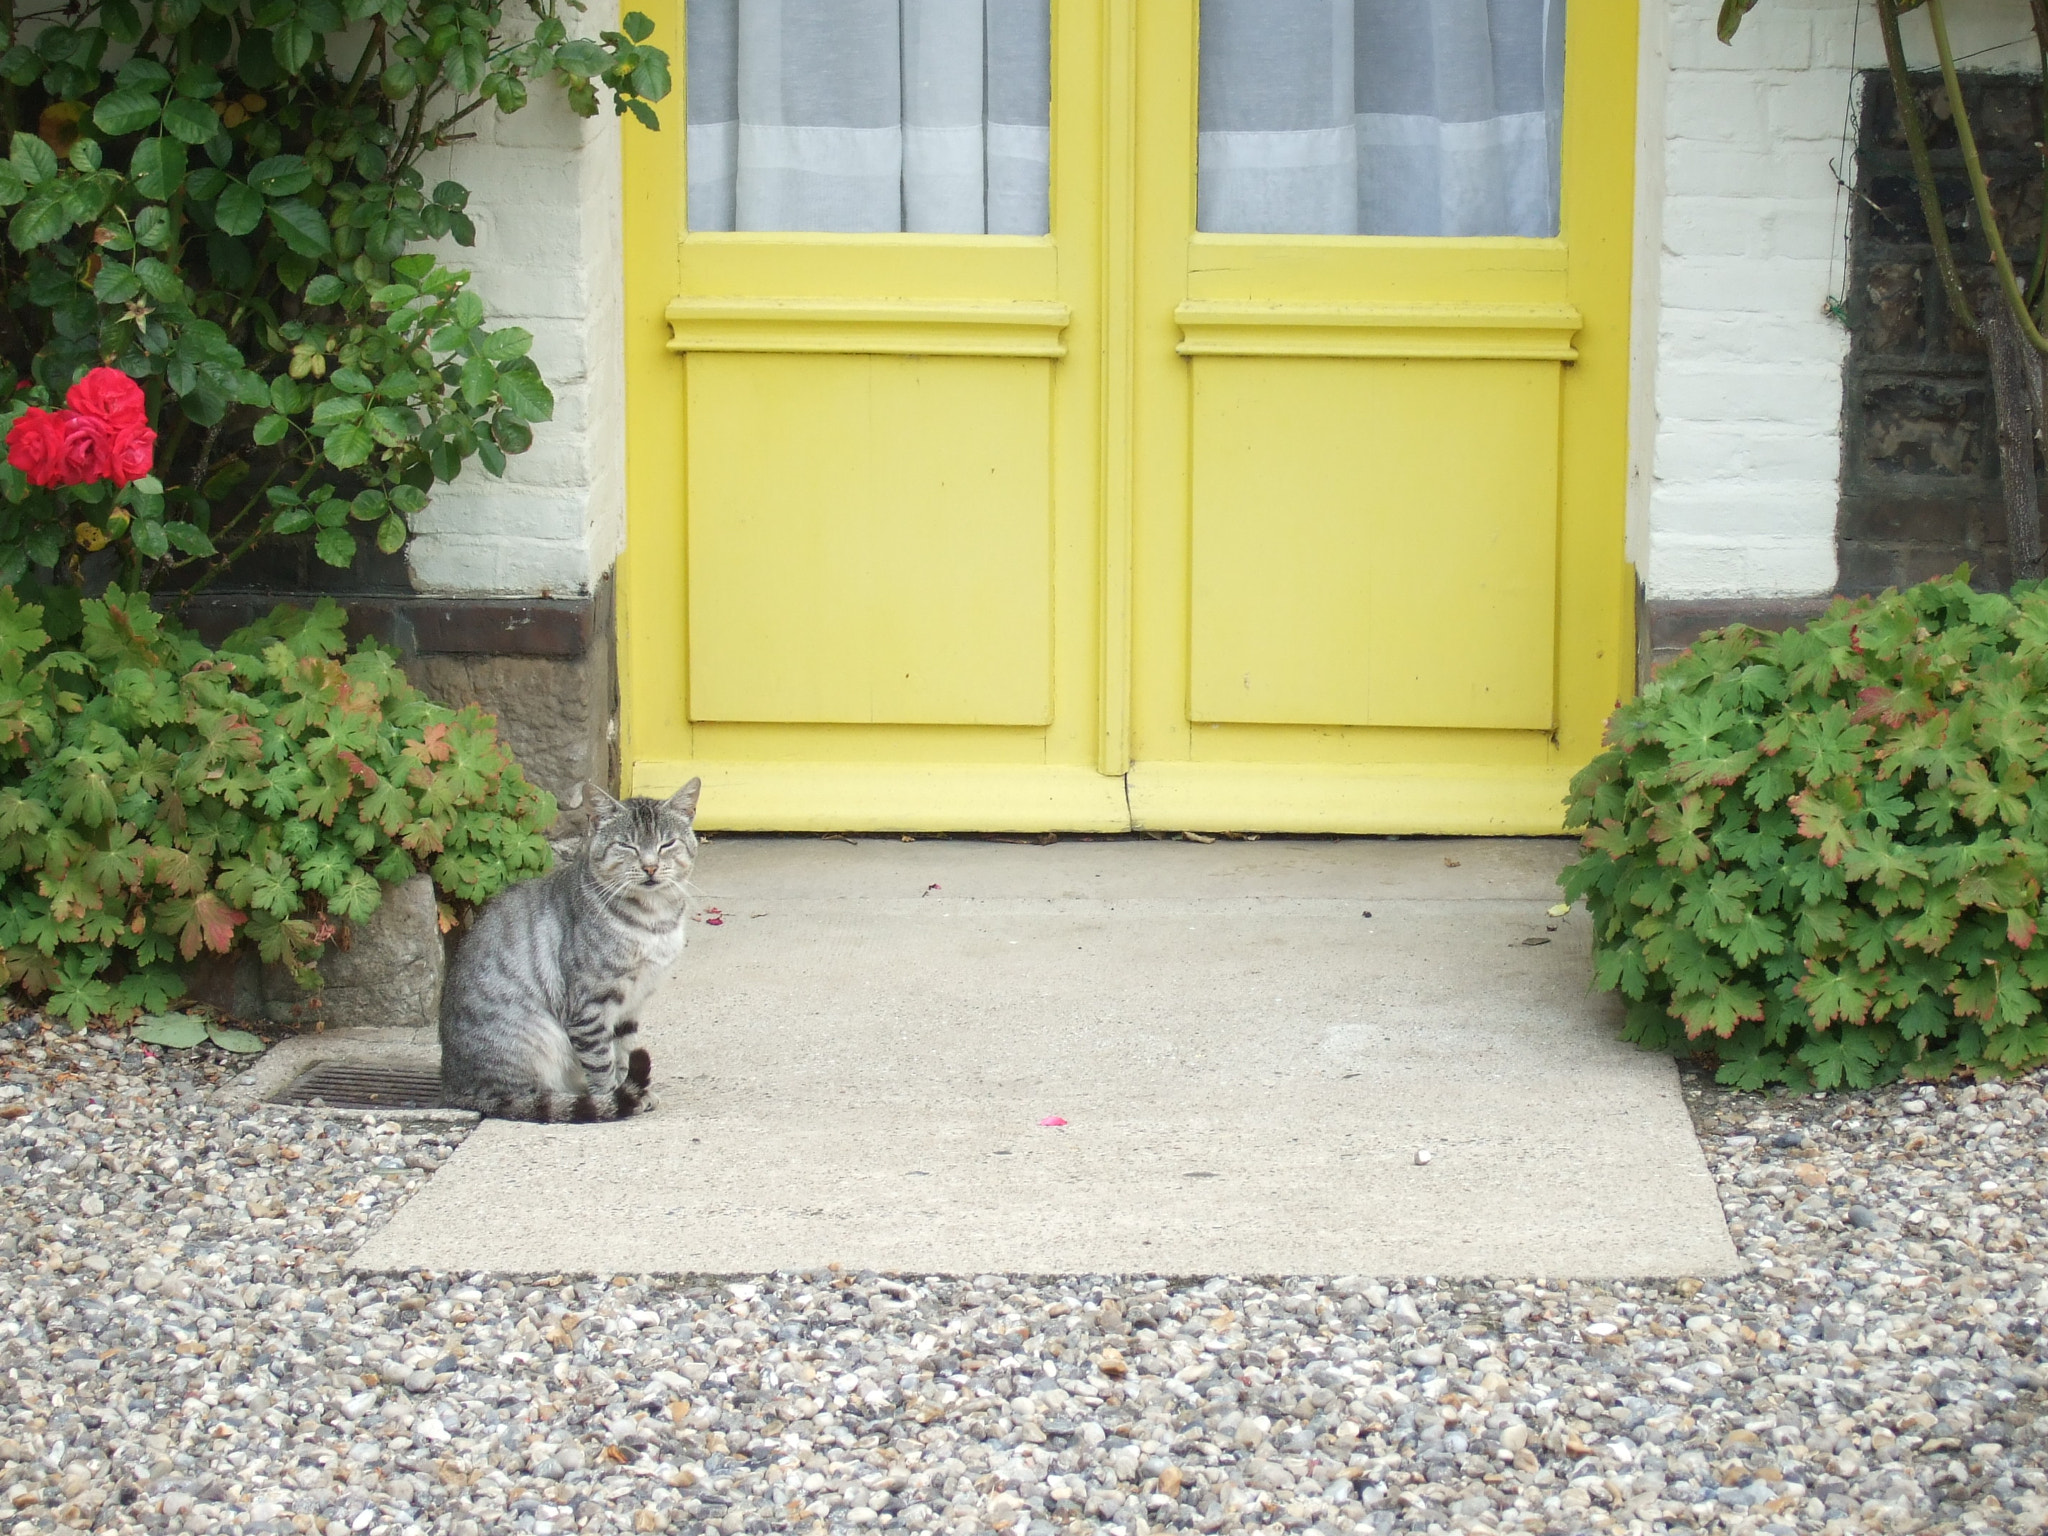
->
438, 779, 701, 1122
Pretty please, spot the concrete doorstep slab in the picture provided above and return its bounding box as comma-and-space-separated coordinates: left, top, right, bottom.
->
351, 836, 1740, 1280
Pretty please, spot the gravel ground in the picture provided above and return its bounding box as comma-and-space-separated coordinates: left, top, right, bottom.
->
4, 1026, 2048, 1536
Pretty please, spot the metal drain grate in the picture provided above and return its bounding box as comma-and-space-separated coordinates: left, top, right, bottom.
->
270, 1061, 444, 1110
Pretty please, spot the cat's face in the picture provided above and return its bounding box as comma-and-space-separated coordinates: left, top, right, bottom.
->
584, 780, 701, 898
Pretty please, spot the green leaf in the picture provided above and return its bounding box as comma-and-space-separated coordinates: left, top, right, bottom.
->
130, 1011, 209, 1048
213, 180, 263, 236
160, 97, 221, 145
163, 521, 216, 556
133, 257, 185, 303
314, 525, 356, 566
130, 137, 188, 199
173, 64, 222, 101
9, 192, 71, 251
328, 866, 381, 921
9, 132, 56, 185
93, 262, 142, 303
376, 513, 407, 554
303, 273, 346, 305
493, 363, 553, 422
204, 1022, 266, 1054
93, 86, 163, 136
131, 140, 189, 202
1717, 0, 1760, 43
272, 16, 314, 73
1796, 1027, 1885, 1091
267, 197, 332, 256
0, 162, 25, 206
311, 394, 363, 427
251, 413, 291, 446
322, 423, 374, 468
366, 406, 418, 446
246, 154, 312, 196
459, 354, 496, 407
492, 414, 533, 454
130, 518, 169, 559
477, 325, 532, 362
623, 11, 656, 41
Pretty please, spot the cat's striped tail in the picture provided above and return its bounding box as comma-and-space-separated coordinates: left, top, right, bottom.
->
473, 1049, 654, 1123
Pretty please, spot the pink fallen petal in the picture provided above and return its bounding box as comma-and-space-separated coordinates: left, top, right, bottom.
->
705, 916, 723, 926
1038, 1115, 1067, 1127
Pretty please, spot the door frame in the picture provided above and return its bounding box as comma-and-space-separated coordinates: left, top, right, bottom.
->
618, 0, 1637, 832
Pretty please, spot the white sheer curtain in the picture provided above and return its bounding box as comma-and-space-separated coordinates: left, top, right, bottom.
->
1198, 0, 1565, 237
686, 0, 1051, 235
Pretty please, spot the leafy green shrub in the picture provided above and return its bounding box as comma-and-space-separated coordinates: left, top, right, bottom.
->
0, 0, 668, 591
0, 584, 553, 1025
1563, 572, 2048, 1090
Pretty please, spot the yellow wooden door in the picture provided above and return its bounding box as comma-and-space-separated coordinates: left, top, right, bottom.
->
620, 2, 1636, 833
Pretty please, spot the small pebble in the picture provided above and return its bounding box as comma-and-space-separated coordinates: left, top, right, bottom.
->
1414, 1147, 1432, 1165
0, 1027, 2045, 1535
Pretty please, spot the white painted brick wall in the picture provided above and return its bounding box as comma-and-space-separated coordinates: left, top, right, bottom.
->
402, 58, 628, 597
409, 2, 2048, 605
1643, 0, 2036, 600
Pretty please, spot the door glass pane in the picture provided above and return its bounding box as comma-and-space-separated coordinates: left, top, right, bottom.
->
686, 0, 1051, 235
1197, 0, 1565, 237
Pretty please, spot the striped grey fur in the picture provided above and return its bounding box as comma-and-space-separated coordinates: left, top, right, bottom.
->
438, 780, 700, 1123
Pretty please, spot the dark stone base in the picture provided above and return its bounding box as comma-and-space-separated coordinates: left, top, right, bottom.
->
1639, 595, 1837, 684
177, 574, 617, 827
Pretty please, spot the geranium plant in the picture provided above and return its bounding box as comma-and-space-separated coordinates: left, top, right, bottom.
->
0, 584, 556, 1025
0, 0, 668, 596
1563, 573, 2048, 1090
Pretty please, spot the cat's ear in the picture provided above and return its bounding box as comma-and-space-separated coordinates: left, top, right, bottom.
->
665, 777, 702, 823
585, 783, 627, 826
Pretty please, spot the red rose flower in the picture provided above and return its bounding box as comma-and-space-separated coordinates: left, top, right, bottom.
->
65, 367, 146, 429
55, 412, 113, 485
6, 407, 67, 488
106, 421, 155, 487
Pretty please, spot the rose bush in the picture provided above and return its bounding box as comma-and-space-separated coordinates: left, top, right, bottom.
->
0, 0, 669, 600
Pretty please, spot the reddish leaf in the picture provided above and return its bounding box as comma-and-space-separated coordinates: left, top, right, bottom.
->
178, 892, 247, 959
404, 722, 453, 765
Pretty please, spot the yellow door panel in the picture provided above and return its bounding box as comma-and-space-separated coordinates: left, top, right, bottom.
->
1188, 356, 1559, 731
685, 352, 1053, 726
